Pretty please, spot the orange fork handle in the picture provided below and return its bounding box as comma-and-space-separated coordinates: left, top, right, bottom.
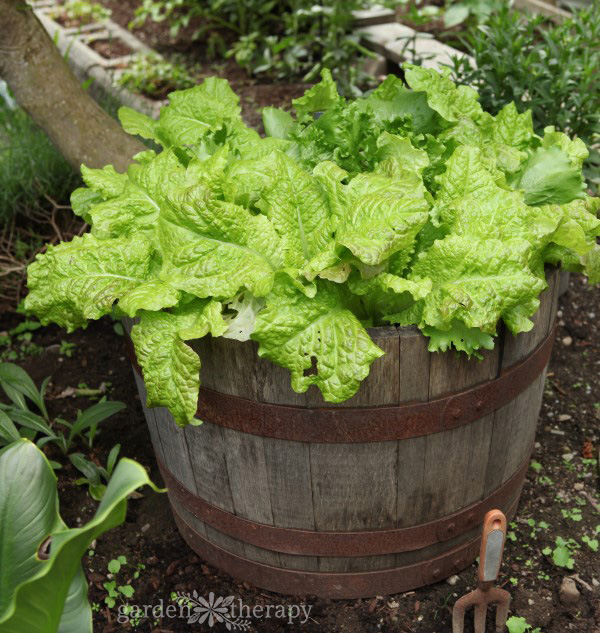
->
478, 509, 507, 584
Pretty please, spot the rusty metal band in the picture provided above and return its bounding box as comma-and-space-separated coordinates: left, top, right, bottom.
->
157, 454, 528, 558
126, 326, 555, 443
171, 496, 520, 599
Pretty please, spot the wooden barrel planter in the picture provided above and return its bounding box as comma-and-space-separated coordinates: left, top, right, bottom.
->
125, 268, 559, 599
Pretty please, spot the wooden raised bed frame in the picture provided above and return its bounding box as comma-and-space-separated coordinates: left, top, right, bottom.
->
126, 268, 559, 599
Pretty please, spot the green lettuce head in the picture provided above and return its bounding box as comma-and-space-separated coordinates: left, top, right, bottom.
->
25, 67, 600, 425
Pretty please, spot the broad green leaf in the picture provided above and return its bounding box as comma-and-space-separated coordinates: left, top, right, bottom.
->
336, 171, 429, 265
131, 300, 227, 424
404, 63, 482, 124
156, 78, 242, 147
491, 102, 535, 149
515, 146, 585, 206
292, 69, 342, 119
541, 126, 588, 169
118, 107, 157, 142
159, 188, 281, 299
0, 363, 48, 419
25, 234, 157, 331
262, 107, 296, 139
80, 165, 128, 199
0, 440, 159, 633
443, 4, 469, 27
410, 235, 546, 335
87, 149, 186, 238
224, 150, 331, 267
252, 278, 383, 402
0, 410, 21, 444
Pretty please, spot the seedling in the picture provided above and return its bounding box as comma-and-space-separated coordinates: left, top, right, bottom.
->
0, 362, 125, 454
70, 444, 121, 500
506, 615, 541, 633
582, 535, 598, 552
561, 508, 583, 522
58, 340, 76, 358
542, 536, 579, 569
104, 555, 144, 609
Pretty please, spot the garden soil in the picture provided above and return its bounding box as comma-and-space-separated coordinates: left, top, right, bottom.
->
1, 274, 598, 633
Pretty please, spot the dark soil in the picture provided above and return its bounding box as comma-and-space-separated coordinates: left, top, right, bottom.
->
1, 274, 598, 633
89, 37, 134, 60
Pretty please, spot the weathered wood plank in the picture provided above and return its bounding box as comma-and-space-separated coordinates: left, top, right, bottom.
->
398, 326, 431, 402
428, 346, 500, 399
420, 416, 494, 522
132, 369, 164, 463
153, 407, 197, 493
184, 421, 235, 512
220, 427, 281, 566
193, 336, 258, 399
310, 441, 397, 571
262, 437, 319, 571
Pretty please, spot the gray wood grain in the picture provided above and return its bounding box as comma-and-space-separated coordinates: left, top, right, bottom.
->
220, 427, 281, 566
398, 326, 431, 402
262, 437, 318, 571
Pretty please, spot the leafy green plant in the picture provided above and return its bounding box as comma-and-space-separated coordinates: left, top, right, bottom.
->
25, 66, 600, 425
130, 0, 370, 90
103, 555, 144, 608
443, 0, 503, 28
0, 362, 125, 454
542, 536, 580, 569
450, 4, 600, 189
506, 616, 542, 633
117, 53, 194, 99
0, 439, 159, 633
582, 534, 598, 552
62, 0, 111, 23
70, 444, 120, 500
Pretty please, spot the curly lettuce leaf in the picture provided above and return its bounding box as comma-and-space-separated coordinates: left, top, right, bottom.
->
252, 277, 383, 402
131, 299, 227, 425
118, 77, 247, 149
158, 188, 281, 299
224, 150, 331, 267
404, 63, 483, 124
409, 235, 546, 335
25, 234, 166, 331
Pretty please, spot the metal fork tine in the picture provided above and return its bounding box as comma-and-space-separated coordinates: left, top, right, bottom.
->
452, 598, 467, 633
474, 602, 487, 633
495, 598, 510, 632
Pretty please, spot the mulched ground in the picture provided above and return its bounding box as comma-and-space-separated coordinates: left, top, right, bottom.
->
1, 273, 598, 633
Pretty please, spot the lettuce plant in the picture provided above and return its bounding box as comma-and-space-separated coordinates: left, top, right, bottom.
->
25, 66, 600, 425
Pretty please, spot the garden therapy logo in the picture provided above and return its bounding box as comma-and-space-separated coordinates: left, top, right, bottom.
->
179, 591, 251, 629
116, 590, 313, 627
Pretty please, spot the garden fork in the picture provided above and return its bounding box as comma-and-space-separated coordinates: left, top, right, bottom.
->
452, 509, 511, 633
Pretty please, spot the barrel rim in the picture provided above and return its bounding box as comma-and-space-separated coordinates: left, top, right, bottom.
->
125, 324, 555, 442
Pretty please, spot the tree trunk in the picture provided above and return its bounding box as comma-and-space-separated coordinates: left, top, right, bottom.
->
0, 0, 146, 172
